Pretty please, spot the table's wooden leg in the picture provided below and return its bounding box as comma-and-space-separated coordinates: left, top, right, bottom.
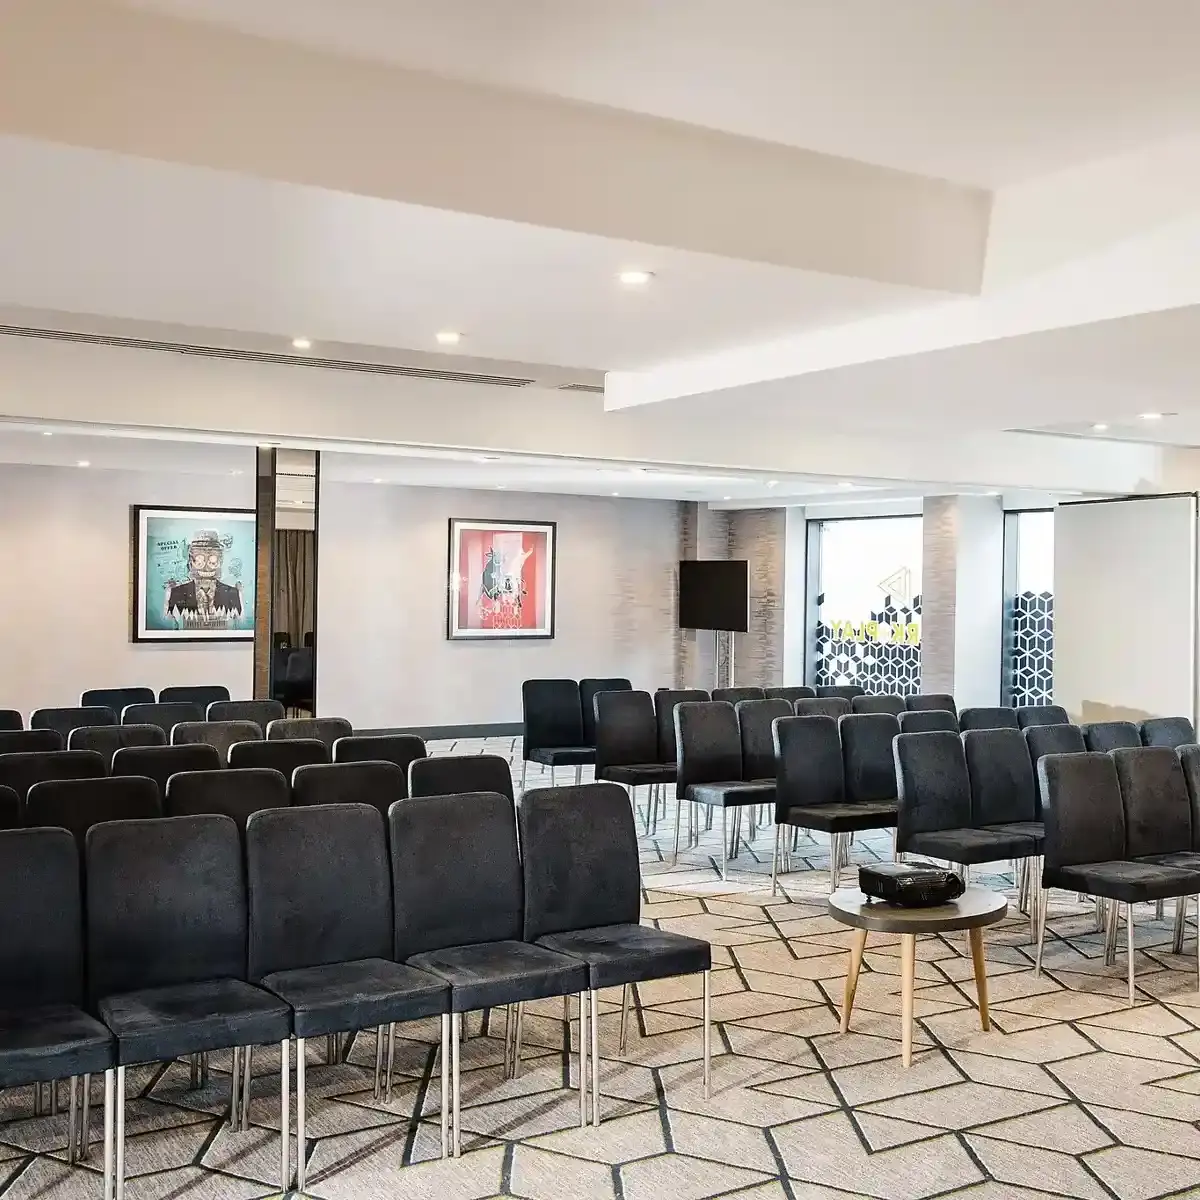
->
841, 928, 869, 1033
900, 933, 916, 1067
968, 927, 990, 1031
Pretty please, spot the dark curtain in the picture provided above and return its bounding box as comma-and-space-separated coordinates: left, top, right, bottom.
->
273, 529, 315, 646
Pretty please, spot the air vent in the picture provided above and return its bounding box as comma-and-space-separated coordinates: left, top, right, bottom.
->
0, 325, 537, 388
558, 382, 605, 394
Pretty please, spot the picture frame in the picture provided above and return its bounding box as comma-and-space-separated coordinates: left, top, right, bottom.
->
447, 518, 557, 640
131, 505, 257, 642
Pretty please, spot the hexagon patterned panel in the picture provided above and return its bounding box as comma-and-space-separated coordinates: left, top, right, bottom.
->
1009, 589, 1054, 707
814, 594, 922, 695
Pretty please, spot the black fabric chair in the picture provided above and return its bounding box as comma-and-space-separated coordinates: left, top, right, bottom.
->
121, 702, 203, 738
898, 710, 959, 735
963, 728, 1044, 839
653, 689, 709, 767
165, 768, 290, 828
764, 686, 815, 702
1016, 705, 1070, 729
735, 698, 791, 782
773, 715, 897, 894
521, 679, 595, 789
794, 697, 851, 720
905, 693, 957, 716
81, 687, 154, 713
0, 750, 105, 801
86, 814, 292, 1196
816, 685, 865, 701
851, 695, 905, 717
247, 804, 451, 1176
333, 734, 427, 780
293, 760, 407, 817
1082, 721, 1142, 753
894, 731, 1036, 867
0, 786, 18, 829
840, 713, 901, 807
277, 647, 315, 714
409, 754, 514, 803
67, 723, 166, 764
580, 677, 632, 747
1141, 717, 1197, 749
390, 791, 588, 1156
0, 728, 64, 754
228, 737, 327, 778
267, 716, 353, 753
711, 687, 765, 705
208, 699, 286, 734
31, 707, 117, 741
172, 719, 262, 762
159, 684, 231, 710
959, 707, 1020, 732
111, 743, 222, 799
520, 782, 712, 1125
673, 702, 773, 879
1179, 745, 1200, 842
1024, 723, 1086, 771
0, 828, 113, 1166
594, 691, 675, 795
25, 776, 161, 846
0, 710, 22, 732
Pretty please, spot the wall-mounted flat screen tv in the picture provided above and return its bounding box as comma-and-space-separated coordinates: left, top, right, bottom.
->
678, 559, 749, 632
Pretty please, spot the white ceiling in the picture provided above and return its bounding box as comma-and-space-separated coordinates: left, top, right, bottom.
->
127, 0, 1200, 187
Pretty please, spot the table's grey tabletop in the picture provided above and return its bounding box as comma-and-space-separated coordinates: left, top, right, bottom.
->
828, 886, 1008, 934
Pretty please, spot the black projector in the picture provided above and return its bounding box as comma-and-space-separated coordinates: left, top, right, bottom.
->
859, 863, 965, 908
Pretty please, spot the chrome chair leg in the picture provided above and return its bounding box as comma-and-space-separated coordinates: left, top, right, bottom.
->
672, 799, 683, 863
1174, 894, 1188, 955
551, 765, 557, 787
114, 1065, 125, 1200
619, 984, 631, 1055
770, 823, 782, 896
1105, 898, 1120, 966
703, 969, 711, 1101
574, 764, 582, 785
228, 1046, 242, 1129
240, 1045, 253, 1132
1156, 899, 1165, 921
1034, 886, 1048, 975
189, 1052, 200, 1091
79, 1073, 91, 1162
66, 1076, 79, 1166
373, 1026, 384, 1102
440, 1014, 450, 1159
578, 991, 589, 1129
102, 1068, 115, 1200
452, 1012, 462, 1158
1126, 902, 1137, 1007
279, 1038, 290, 1195
512, 1002, 525, 1079
520, 760, 527, 793
385, 1022, 397, 1103
590, 988, 600, 1127
296, 1038, 307, 1193
325, 1033, 337, 1065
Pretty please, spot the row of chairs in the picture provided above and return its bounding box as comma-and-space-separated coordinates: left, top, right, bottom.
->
2, 785, 711, 1195
17, 699, 294, 743
0, 686, 236, 734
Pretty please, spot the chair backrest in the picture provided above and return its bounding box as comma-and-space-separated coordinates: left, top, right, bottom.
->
67, 723, 167, 763
121, 702, 203, 737
674, 702, 742, 791
284, 647, 314, 682
580, 678, 633, 745
959, 707, 1020, 732
25, 776, 161, 846
1038, 752, 1125, 869
81, 686, 154, 712
293, 760, 407, 816
0, 785, 18, 829
898, 709, 959, 735
653, 689, 709, 765
794, 697, 851, 720
1024, 723, 1086, 771
1111, 746, 1193, 859
893, 731, 972, 845
519, 783, 640, 941
816, 685, 865, 701
408, 754, 514, 802
0, 750, 105, 801
172, 720, 262, 761
595, 690, 659, 773
0, 827, 85, 1010
85, 814, 246, 1001
962, 728, 1037, 826
165, 768, 290, 828
773, 716, 844, 817
334, 734, 427, 777
247, 803, 392, 978
905, 693, 957, 715
840, 713, 901, 803
1016, 705, 1070, 729
266, 716, 352, 752
228, 737, 327, 778
522, 679, 585, 759
0, 710, 22, 732
207, 699, 285, 733
711, 687, 766, 705
111, 743, 221, 798
1178, 745, 1200, 851
0, 728, 64, 754
851, 694, 905, 717
390, 791, 523, 959
764, 686, 816, 702
159, 684, 231, 710
736, 698, 792, 780
1082, 721, 1142, 753
1141, 716, 1197, 749
31, 707, 117, 739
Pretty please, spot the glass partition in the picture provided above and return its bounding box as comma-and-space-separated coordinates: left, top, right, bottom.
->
1005, 509, 1054, 706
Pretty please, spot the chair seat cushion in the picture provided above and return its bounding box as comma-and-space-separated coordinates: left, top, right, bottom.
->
407, 940, 587, 1013
1044, 861, 1200, 904
905, 827, 1036, 864
781, 801, 898, 834
536, 923, 712, 991
985, 821, 1045, 848
1142, 851, 1200, 871
598, 764, 676, 786
98, 978, 292, 1065
529, 747, 596, 767
260, 958, 449, 1039
685, 781, 774, 808
0, 1004, 113, 1088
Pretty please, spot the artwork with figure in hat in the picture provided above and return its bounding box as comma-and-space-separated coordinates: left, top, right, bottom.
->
132, 506, 256, 641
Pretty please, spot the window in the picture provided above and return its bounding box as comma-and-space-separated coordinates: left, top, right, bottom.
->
809, 516, 922, 694
1005, 510, 1054, 706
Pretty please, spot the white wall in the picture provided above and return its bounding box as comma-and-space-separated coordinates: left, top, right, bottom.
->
952, 496, 1004, 708
0, 463, 255, 718
316, 475, 679, 727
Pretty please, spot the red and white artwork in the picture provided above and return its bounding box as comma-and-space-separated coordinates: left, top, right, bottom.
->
447, 519, 556, 639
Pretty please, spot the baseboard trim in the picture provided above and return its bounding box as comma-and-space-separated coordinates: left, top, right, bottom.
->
356, 722, 523, 740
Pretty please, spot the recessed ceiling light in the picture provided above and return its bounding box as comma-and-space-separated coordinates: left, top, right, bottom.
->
1092, 423, 1109, 432
436, 331, 462, 346
77, 460, 90, 468
1140, 412, 1162, 421
766, 480, 779, 488
230, 469, 244, 476
618, 269, 653, 286
837, 480, 854, 488
372, 478, 383, 484
474, 454, 499, 463
291, 337, 311, 350
611, 491, 620, 497
723, 495, 732, 501
41, 430, 53, 437
495, 484, 506, 490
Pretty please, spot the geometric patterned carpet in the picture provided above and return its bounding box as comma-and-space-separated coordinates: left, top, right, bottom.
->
2, 737, 1200, 1199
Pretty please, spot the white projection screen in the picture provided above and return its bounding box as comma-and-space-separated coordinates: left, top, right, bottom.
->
1054, 494, 1198, 725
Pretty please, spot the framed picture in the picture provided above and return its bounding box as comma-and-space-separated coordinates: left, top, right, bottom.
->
447, 518, 556, 640
132, 506, 257, 642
